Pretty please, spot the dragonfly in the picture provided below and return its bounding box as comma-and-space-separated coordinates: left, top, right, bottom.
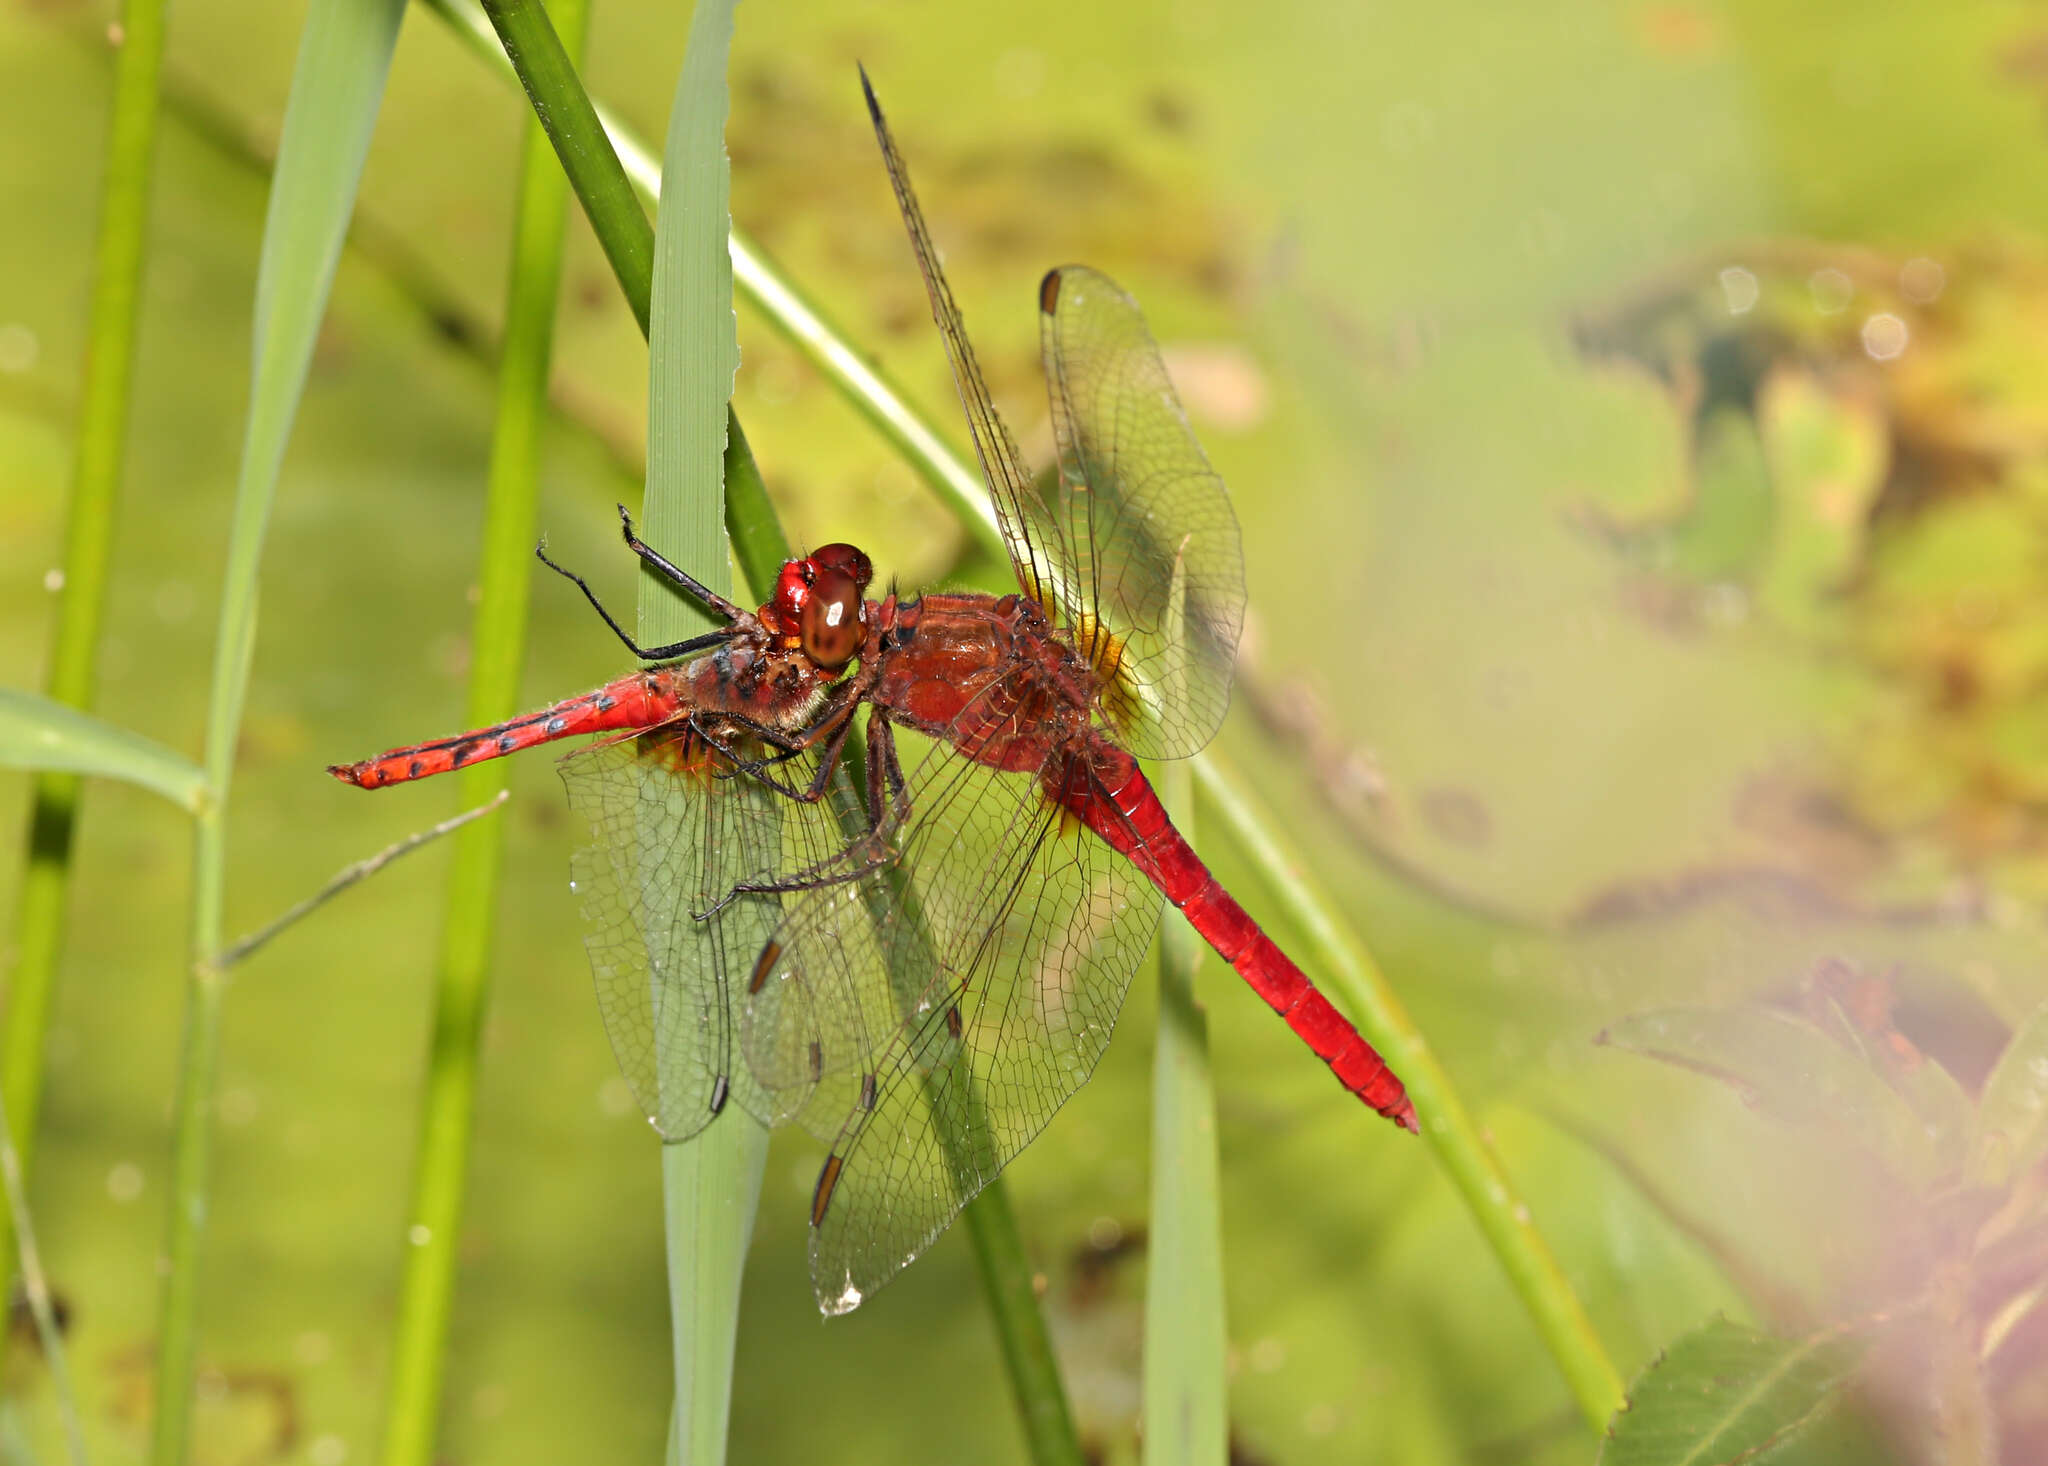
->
331, 73, 1415, 1314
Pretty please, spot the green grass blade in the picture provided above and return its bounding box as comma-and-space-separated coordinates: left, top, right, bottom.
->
1192, 751, 1625, 1430
0, 0, 171, 1349
644, 3, 765, 1463
154, 3, 407, 1462
375, 4, 587, 1464
643, 0, 736, 614
477, 0, 650, 332
958, 1177, 1086, 1466
1144, 756, 1227, 1466
660, 1118, 766, 1466
722, 415, 792, 582
0, 691, 206, 813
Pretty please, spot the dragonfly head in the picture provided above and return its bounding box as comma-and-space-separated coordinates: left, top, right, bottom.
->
768, 543, 875, 673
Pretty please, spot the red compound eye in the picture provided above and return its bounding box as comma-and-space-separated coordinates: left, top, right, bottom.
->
801, 565, 866, 671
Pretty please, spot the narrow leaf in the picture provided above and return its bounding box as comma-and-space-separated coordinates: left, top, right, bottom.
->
1143, 756, 1227, 1466
645, 4, 763, 1465
0, 689, 206, 812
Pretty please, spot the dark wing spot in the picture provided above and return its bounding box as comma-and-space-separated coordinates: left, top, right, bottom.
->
747, 940, 781, 995
859, 1072, 877, 1111
1039, 268, 1063, 315
709, 1073, 730, 1116
946, 1005, 964, 1040
808, 1039, 824, 1083
811, 1153, 845, 1227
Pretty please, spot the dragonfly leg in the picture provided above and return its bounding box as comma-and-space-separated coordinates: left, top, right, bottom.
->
862, 711, 913, 842
767, 701, 870, 806
712, 733, 816, 784
709, 710, 911, 910
615, 505, 750, 622
715, 836, 900, 904
685, 714, 812, 791
535, 539, 740, 662
715, 685, 872, 803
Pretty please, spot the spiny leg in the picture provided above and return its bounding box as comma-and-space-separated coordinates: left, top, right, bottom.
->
716, 678, 879, 803
726, 702, 860, 802
861, 713, 914, 844
536, 539, 739, 662
616, 505, 749, 622
685, 713, 812, 787
723, 712, 911, 903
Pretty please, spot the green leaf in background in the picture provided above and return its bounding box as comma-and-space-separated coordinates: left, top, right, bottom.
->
153, 1, 408, 1462
0, 688, 206, 813
1597, 1007, 1961, 1192
1598, 1318, 1866, 1466
1969, 1001, 2048, 1188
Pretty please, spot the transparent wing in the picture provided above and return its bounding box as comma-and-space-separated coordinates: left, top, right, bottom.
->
863, 80, 1245, 761
861, 74, 1066, 628
1037, 265, 1246, 758
560, 728, 861, 1139
743, 706, 1161, 1313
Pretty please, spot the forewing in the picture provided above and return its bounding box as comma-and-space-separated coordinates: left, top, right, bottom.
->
1039, 265, 1246, 759
861, 74, 1066, 620
746, 722, 1161, 1313
561, 729, 852, 1138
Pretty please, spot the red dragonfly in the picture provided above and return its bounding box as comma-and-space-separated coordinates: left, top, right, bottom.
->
332, 75, 1414, 1313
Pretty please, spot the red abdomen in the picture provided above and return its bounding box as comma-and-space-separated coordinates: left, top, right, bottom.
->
328, 670, 683, 788
1049, 744, 1416, 1130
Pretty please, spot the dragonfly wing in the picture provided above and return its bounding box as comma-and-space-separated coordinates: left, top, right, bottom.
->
733, 745, 909, 1137
746, 724, 1161, 1313
861, 74, 1067, 622
561, 729, 851, 1139
1039, 265, 1246, 760
863, 90, 1242, 759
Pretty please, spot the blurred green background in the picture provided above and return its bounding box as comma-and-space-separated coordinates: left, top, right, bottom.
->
8, 0, 2048, 1461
